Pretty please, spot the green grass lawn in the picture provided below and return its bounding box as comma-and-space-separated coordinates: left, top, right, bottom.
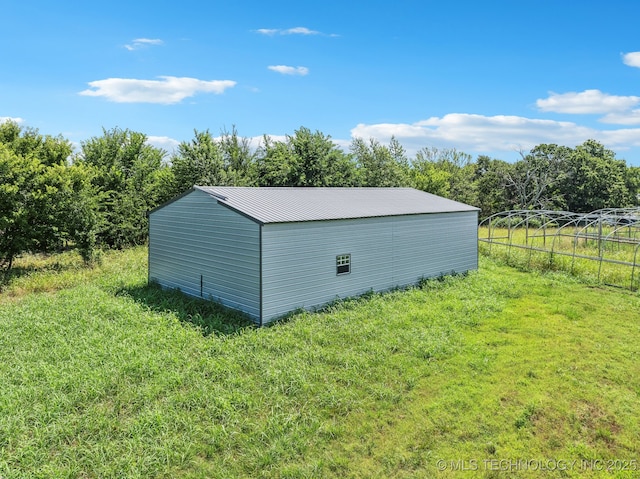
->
1, 247, 639, 478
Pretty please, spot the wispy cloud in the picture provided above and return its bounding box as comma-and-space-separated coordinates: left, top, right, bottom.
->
601, 110, 640, 125
256, 26, 320, 36
79, 76, 237, 104
285, 27, 319, 35
622, 51, 640, 68
351, 113, 640, 157
255, 29, 279, 36
536, 90, 640, 125
268, 65, 309, 76
124, 38, 164, 51
255, 26, 338, 37
537, 89, 640, 114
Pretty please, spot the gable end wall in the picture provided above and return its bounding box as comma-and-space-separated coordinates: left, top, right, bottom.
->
148, 189, 261, 320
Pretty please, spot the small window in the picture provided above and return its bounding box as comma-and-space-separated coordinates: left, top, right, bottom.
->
336, 254, 351, 275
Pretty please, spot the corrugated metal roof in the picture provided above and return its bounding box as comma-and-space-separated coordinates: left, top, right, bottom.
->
195, 186, 478, 224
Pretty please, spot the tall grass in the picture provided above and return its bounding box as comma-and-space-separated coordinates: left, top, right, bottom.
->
0, 247, 639, 478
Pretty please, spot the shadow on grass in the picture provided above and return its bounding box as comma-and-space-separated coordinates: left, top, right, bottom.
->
117, 282, 256, 336
0, 252, 86, 292
0, 268, 25, 291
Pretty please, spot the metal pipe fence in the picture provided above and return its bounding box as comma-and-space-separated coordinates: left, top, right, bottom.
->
479, 208, 640, 290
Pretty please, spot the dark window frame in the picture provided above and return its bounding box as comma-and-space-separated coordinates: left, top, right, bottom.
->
336, 254, 351, 275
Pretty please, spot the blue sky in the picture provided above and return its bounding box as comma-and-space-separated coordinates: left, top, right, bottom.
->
3, 0, 640, 164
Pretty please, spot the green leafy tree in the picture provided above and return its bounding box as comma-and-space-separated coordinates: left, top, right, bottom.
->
411, 153, 452, 197
171, 130, 227, 193
350, 137, 410, 187
0, 120, 72, 166
0, 144, 99, 271
219, 126, 256, 186
42, 162, 102, 262
255, 127, 356, 186
254, 135, 296, 186
286, 127, 356, 186
561, 140, 632, 212
625, 166, 640, 206
0, 122, 100, 270
0, 145, 45, 271
77, 127, 169, 248
171, 127, 257, 194
473, 155, 513, 218
411, 147, 476, 205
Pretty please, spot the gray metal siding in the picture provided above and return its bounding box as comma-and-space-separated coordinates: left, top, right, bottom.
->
391, 211, 478, 285
260, 211, 478, 323
148, 189, 260, 320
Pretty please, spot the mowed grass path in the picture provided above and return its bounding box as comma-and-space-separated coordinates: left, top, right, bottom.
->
0, 247, 638, 478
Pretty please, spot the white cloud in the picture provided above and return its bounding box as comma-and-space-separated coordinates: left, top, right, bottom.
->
268, 65, 309, 76
332, 138, 352, 151
622, 51, 640, 68
255, 28, 279, 36
147, 135, 180, 153
0, 116, 24, 124
245, 134, 286, 150
79, 76, 237, 104
256, 26, 320, 36
601, 110, 640, 125
350, 113, 640, 157
285, 27, 319, 35
124, 38, 164, 51
536, 89, 640, 114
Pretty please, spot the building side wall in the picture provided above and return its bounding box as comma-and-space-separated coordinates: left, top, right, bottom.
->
148, 189, 261, 320
390, 211, 478, 285
261, 211, 478, 323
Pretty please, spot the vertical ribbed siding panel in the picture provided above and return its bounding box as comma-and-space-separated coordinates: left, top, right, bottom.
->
260, 211, 478, 324
148, 189, 261, 321
391, 211, 478, 285
261, 218, 393, 324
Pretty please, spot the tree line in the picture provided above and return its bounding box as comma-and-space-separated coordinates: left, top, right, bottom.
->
1, 120, 639, 271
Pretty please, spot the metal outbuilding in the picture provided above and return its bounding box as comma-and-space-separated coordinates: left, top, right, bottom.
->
148, 186, 479, 325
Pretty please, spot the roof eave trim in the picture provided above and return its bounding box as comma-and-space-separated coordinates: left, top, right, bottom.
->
147, 186, 198, 217
194, 186, 265, 224
194, 185, 228, 201
257, 208, 480, 225
214, 200, 265, 226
